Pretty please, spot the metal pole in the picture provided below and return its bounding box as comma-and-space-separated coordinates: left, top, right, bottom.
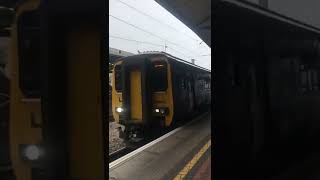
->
164, 41, 167, 52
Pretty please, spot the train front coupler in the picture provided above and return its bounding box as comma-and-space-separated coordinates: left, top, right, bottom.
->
118, 123, 144, 143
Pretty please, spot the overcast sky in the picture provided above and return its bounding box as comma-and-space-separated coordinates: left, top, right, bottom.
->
109, 0, 211, 69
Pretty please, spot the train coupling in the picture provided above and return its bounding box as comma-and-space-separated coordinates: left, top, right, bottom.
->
118, 124, 144, 142
118, 125, 126, 139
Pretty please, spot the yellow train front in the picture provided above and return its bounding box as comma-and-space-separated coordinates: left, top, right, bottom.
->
112, 52, 211, 141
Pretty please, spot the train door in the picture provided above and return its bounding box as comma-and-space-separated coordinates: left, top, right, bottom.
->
120, 58, 154, 140
44, 2, 107, 179
9, 1, 45, 179
122, 64, 144, 124
129, 69, 143, 120
10, 0, 107, 180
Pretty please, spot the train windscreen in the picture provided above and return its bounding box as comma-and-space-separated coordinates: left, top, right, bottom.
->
114, 65, 122, 91
17, 11, 41, 98
151, 61, 167, 91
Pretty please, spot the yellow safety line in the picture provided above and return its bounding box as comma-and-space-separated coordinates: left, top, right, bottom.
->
173, 139, 211, 180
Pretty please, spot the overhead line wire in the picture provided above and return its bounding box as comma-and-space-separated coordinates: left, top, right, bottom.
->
110, 35, 164, 47
109, 14, 201, 57
109, 35, 192, 59
113, 0, 201, 43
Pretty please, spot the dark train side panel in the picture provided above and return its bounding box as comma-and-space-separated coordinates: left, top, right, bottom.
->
213, 1, 320, 179
168, 57, 211, 125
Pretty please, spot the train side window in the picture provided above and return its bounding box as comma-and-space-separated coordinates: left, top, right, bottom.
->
300, 71, 307, 87
298, 64, 320, 94
114, 65, 122, 92
201, 79, 206, 89
180, 78, 184, 89
151, 62, 167, 91
203, 78, 209, 90
178, 76, 186, 89
299, 64, 308, 92
310, 70, 319, 91
17, 11, 40, 98
204, 80, 210, 89
182, 78, 188, 89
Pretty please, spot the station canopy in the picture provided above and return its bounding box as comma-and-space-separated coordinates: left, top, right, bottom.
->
109, 47, 134, 64
156, 0, 211, 47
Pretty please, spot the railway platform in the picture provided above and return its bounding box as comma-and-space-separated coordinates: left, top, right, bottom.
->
109, 111, 211, 180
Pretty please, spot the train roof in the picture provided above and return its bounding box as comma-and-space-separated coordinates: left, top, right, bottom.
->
120, 51, 211, 73
213, 0, 320, 39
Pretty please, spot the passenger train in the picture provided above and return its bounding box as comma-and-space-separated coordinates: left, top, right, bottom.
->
112, 52, 211, 142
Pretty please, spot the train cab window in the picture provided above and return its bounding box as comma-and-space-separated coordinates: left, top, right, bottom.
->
151, 62, 167, 91
114, 65, 122, 92
17, 11, 40, 98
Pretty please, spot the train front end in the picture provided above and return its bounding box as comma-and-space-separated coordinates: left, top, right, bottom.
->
112, 54, 174, 142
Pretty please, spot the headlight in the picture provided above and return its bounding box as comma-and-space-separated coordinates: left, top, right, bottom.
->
24, 145, 42, 160
116, 107, 124, 113
20, 144, 44, 167
153, 107, 169, 116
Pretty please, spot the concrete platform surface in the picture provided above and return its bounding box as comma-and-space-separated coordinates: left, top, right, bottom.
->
109, 112, 211, 180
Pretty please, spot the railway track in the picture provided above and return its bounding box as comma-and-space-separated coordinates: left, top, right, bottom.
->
109, 147, 136, 163
109, 139, 148, 163
108, 133, 168, 163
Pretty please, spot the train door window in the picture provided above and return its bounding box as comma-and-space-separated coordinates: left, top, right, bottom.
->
17, 11, 40, 98
151, 61, 167, 91
114, 65, 122, 92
